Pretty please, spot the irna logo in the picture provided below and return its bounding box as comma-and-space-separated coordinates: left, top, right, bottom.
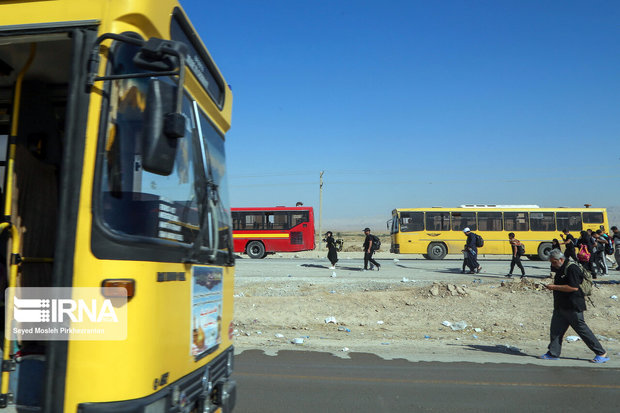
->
13, 297, 118, 323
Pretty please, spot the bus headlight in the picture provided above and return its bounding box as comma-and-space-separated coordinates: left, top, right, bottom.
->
171, 385, 181, 407
226, 350, 234, 376
201, 367, 213, 396
144, 398, 166, 413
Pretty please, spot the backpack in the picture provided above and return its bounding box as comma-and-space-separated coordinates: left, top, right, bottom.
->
566, 262, 593, 296
577, 244, 590, 263
602, 235, 614, 255
475, 234, 484, 248
371, 235, 381, 251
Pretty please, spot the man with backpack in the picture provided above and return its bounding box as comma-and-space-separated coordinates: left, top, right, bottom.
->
612, 226, 620, 271
463, 227, 481, 274
541, 249, 609, 363
362, 227, 381, 271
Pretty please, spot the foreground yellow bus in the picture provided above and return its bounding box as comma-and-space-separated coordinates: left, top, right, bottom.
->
0, 1, 236, 412
389, 205, 609, 261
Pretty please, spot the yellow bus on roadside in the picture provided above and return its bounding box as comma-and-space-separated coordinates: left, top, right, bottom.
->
0, 1, 236, 412
388, 205, 609, 261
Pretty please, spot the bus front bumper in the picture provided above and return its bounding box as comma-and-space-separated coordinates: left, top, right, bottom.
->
78, 347, 236, 413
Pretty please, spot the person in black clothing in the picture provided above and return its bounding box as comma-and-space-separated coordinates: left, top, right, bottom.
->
560, 229, 577, 261
541, 250, 609, 363
612, 226, 620, 270
507, 232, 525, 278
576, 230, 596, 278
592, 230, 608, 275
323, 231, 338, 269
362, 227, 380, 271
463, 227, 481, 274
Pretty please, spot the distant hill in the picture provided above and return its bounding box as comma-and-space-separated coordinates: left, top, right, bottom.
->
607, 206, 620, 226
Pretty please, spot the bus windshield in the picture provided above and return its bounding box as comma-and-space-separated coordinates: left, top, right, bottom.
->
98, 41, 232, 261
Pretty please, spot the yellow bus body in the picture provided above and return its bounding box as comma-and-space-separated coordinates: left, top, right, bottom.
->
389, 206, 609, 260
0, 1, 235, 412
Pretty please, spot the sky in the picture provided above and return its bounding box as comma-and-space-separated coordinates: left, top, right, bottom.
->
181, 0, 620, 229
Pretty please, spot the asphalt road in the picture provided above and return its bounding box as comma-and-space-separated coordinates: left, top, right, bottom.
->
235, 253, 620, 285
233, 349, 620, 413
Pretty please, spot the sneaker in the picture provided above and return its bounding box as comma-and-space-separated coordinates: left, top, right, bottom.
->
329, 266, 335, 270
506, 273, 513, 278
476, 266, 482, 274
540, 352, 559, 360
376, 264, 381, 272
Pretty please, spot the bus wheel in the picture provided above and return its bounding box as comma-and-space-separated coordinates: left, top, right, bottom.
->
246, 241, 266, 259
427, 243, 447, 260
537, 243, 553, 261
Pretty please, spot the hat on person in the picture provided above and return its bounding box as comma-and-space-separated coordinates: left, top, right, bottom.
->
363, 227, 370, 232
463, 227, 471, 233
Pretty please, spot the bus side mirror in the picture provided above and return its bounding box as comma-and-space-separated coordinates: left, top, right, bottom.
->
141, 78, 185, 176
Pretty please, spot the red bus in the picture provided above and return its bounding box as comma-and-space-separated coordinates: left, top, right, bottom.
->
231, 206, 316, 258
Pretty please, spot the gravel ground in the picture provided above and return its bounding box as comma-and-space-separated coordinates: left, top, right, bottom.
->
233, 251, 620, 366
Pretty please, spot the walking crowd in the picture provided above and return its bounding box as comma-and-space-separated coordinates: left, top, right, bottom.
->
320, 225, 619, 365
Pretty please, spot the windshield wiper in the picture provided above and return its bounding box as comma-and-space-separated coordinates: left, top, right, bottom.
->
183, 101, 220, 264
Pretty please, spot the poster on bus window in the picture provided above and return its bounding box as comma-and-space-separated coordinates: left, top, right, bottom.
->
191, 266, 223, 357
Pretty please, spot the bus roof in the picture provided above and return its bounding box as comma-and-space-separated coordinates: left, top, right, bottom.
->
231, 206, 314, 212
393, 206, 607, 212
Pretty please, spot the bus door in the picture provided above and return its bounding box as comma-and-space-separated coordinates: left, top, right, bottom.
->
0, 24, 98, 411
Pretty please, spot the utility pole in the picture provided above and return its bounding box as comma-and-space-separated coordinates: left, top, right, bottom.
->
318, 171, 324, 251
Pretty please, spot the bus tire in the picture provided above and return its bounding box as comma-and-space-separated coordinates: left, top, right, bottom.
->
246, 241, 266, 259
422, 254, 430, 259
537, 243, 553, 261
427, 243, 447, 260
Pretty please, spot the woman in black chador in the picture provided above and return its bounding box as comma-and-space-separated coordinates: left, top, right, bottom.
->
324, 231, 338, 269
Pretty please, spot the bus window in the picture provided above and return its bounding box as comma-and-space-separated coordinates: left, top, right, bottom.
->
451, 212, 476, 231
245, 212, 264, 229
400, 211, 424, 232
232, 212, 243, 229
291, 211, 309, 227
266, 211, 289, 229
478, 212, 502, 231
504, 212, 529, 231
530, 212, 556, 231
556, 212, 582, 231
583, 212, 604, 224
426, 212, 450, 231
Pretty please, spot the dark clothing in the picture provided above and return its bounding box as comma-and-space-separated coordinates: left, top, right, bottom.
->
576, 235, 596, 275
509, 238, 525, 276
552, 260, 586, 311
465, 232, 478, 251
363, 234, 380, 270
613, 231, 620, 269
546, 259, 606, 358
547, 308, 606, 358
325, 236, 338, 266
364, 252, 380, 270
464, 232, 479, 272
562, 233, 576, 260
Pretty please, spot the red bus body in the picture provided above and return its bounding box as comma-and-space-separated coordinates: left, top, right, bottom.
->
231, 207, 316, 258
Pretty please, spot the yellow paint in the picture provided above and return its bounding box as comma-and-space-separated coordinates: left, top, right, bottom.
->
233, 233, 289, 239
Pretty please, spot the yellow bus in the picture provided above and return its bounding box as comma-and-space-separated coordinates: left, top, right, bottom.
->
0, 1, 236, 412
388, 205, 609, 261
